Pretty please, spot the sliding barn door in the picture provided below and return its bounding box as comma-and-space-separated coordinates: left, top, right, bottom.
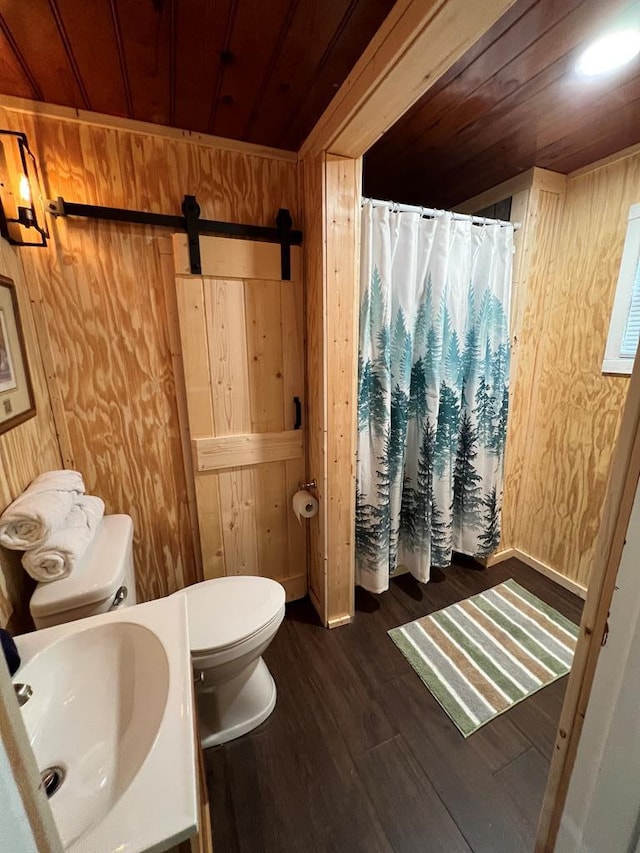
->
173, 234, 307, 600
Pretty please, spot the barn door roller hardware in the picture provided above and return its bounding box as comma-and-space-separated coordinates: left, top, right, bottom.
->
48, 195, 302, 280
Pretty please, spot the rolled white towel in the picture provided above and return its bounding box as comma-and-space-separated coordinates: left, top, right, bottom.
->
21, 495, 105, 582
0, 470, 85, 550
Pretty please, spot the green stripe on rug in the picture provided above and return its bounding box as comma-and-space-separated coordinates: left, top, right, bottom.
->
388, 627, 480, 736
471, 596, 568, 676
503, 579, 580, 638
388, 579, 578, 738
432, 609, 526, 703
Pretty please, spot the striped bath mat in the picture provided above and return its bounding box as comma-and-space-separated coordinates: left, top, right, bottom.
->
388, 579, 579, 737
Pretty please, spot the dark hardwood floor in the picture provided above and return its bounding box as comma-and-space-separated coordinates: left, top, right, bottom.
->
205, 558, 583, 853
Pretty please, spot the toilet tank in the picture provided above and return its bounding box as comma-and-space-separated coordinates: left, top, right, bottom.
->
30, 514, 137, 629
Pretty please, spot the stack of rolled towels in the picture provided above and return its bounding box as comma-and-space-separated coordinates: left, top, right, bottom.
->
0, 470, 104, 583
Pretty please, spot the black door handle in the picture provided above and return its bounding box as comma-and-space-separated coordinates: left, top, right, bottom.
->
293, 396, 302, 430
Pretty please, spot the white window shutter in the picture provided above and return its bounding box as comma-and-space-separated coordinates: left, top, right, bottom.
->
603, 204, 640, 375
621, 260, 640, 359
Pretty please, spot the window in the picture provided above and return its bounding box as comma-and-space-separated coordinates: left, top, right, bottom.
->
473, 196, 513, 221
603, 203, 640, 375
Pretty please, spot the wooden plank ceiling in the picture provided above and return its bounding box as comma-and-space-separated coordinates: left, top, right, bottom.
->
364, 0, 640, 209
0, 0, 396, 151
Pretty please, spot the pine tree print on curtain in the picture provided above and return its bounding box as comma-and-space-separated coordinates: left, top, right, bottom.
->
356, 201, 513, 593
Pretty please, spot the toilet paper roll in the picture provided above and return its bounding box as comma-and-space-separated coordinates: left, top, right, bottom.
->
292, 489, 319, 523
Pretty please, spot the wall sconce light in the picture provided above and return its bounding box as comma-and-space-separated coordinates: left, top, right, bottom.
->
0, 130, 48, 247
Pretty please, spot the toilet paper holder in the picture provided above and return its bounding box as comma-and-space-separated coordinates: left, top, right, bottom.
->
298, 479, 317, 491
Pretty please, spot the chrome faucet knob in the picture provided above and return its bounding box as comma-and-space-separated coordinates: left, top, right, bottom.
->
14, 683, 32, 707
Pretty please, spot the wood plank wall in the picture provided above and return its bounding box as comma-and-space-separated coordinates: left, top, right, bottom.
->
0, 101, 299, 605
0, 239, 61, 631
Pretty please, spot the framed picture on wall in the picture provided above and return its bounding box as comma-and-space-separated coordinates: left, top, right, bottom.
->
0, 274, 35, 433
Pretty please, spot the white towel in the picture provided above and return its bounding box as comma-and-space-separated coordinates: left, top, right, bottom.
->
21, 495, 105, 582
0, 470, 85, 550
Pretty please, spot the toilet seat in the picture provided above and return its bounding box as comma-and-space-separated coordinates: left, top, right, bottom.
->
180, 576, 285, 654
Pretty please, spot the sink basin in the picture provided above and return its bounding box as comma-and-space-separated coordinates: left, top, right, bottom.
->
19, 621, 170, 846
15, 595, 197, 853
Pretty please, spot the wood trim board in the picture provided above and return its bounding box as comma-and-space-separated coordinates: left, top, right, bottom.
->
323, 153, 360, 627
173, 235, 302, 282
327, 613, 353, 629
157, 236, 204, 583
454, 166, 567, 216
513, 549, 587, 601
487, 547, 587, 600
301, 152, 360, 626
280, 573, 308, 602
300, 151, 327, 620
190, 728, 214, 853
485, 548, 516, 567
300, 0, 518, 159
193, 430, 304, 473
566, 138, 640, 180
0, 94, 297, 163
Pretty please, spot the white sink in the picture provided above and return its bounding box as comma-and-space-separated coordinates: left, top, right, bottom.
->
15, 595, 197, 853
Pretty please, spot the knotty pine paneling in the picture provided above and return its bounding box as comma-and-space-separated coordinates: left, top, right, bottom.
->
0, 239, 61, 631
0, 104, 299, 603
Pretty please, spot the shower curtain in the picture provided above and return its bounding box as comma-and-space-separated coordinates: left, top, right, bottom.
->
356, 200, 513, 594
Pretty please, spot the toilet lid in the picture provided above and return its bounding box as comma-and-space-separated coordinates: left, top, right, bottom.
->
181, 576, 285, 652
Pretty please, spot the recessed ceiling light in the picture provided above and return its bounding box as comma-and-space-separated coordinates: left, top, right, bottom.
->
577, 29, 640, 77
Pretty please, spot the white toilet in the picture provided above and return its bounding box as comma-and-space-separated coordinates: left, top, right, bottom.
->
29, 514, 286, 748
177, 576, 285, 748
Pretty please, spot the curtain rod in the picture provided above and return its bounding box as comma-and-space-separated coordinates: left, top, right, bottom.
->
362, 197, 521, 231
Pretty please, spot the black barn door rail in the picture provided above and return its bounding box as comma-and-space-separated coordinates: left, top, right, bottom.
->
47, 195, 302, 280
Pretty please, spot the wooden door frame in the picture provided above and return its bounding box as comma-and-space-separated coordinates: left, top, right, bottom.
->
298, 0, 640, 847
299, 0, 519, 627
